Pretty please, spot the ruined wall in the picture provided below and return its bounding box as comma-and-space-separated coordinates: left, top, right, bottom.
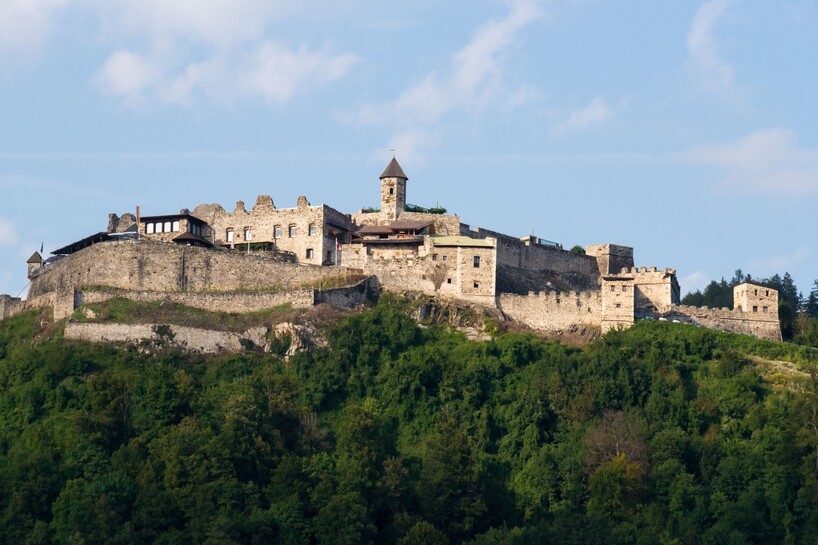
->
498, 290, 601, 332
28, 240, 355, 298
64, 322, 270, 354
0, 295, 24, 319
667, 305, 782, 341
191, 198, 353, 266
77, 287, 315, 314
586, 244, 635, 276
461, 223, 600, 286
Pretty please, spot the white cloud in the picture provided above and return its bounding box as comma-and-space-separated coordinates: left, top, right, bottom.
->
549, 96, 611, 137
686, 0, 737, 95
679, 270, 709, 295
354, 0, 546, 162
0, 218, 19, 247
95, 42, 358, 106
684, 128, 818, 195
0, 0, 71, 58
96, 50, 162, 106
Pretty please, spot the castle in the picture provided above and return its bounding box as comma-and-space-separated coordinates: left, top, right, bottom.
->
0, 157, 782, 342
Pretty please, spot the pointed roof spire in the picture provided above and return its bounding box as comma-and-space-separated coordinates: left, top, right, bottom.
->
379, 156, 408, 180
27, 251, 42, 264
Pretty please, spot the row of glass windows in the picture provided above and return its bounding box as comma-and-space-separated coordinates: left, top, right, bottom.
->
226, 223, 318, 241
146, 221, 180, 234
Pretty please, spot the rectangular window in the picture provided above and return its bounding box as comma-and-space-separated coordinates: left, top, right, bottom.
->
274, 226, 282, 239
432, 254, 438, 261
155, 222, 163, 233
226, 229, 234, 243
447, 278, 452, 284
766, 290, 770, 296
164, 221, 172, 233
306, 248, 314, 259
146, 223, 154, 234
615, 303, 621, 309
442, 255, 448, 261
763, 306, 768, 313
610, 285, 616, 292
473, 282, 479, 289
309, 223, 317, 236
753, 305, 758, 313
473, 256, 480, 268
754, 289, 758, 296
172, 220, 180, 232
289, 224, 297, 237
244, 228, 252, 241
622, 285, 628, 292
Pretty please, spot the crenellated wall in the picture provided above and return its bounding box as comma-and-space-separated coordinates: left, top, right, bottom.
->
610, 266, 680, 313
498, 289, 602, 332
666, 304, 782, 341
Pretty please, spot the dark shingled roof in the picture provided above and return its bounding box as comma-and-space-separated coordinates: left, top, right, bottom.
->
388, 220, 432, 231
52, 232, 114, 255
173, 232, 214, 247
379, 157, 408, 180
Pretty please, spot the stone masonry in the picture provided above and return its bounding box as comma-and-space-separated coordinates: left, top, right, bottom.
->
0, 157, 782, 341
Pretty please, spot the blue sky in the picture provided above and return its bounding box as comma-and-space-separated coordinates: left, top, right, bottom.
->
2, 0, 817, 299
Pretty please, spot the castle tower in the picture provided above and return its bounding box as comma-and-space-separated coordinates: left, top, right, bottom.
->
734, 282, 778, 318
379, 156, 408, 221
27, 251, 43, 279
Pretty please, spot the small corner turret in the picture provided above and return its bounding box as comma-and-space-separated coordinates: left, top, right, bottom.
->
379, 156, 408, 221
27, 251, 43, 279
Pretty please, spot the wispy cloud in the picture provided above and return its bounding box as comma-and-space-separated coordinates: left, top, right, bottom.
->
748, 246, 810, 276
684, 128, 818, 195
96, 43, 358, 107
354, 0, 547, 162
0, 0, 71, 59
679, 270, 709, 295
0, 218, 19, 247
549, 97, 611, 137
686, 0, 738, 96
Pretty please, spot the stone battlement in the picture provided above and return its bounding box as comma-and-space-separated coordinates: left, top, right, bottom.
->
0, 157, 783, 342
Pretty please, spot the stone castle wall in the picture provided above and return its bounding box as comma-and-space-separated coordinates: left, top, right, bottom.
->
28, 240, 355, 298
498, 290, 602, 332
190, 198, 351, 266
461, 223, 600, 284
64, 322, 270, 354
611, 267, 680, 313
0, 295, 23, 319
667, 304, 782, 341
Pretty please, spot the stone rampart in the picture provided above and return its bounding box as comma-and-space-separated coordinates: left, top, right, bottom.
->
0, 295, 24, 319
461, 224, 599, 284
666, 304, 782, 341
64, 322, 269, 354
77, 287, 315, 314
315, 276, 381, 307
29, 240, 354, 298
498, 290, 601, 332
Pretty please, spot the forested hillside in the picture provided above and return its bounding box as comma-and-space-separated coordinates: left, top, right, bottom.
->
3, 298, 818, 544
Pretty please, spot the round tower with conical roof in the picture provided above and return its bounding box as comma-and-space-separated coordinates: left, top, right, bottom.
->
379, 156, 408, 221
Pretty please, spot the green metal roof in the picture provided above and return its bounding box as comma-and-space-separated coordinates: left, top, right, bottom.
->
431, 235, 494, 248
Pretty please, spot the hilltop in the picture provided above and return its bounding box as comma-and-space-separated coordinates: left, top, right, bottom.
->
1, 298, 818, 544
